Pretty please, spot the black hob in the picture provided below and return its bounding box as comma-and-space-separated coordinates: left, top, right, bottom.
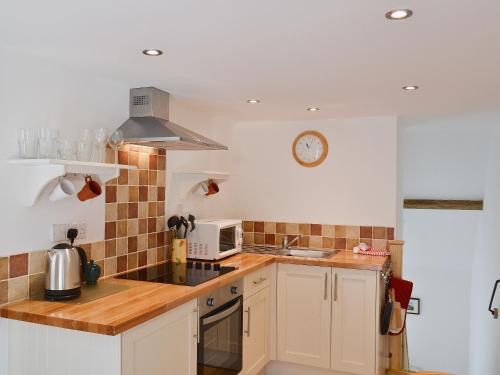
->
115, 261, 237, 286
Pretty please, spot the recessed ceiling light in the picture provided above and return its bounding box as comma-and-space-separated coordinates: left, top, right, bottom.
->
402, 85, 419, 91
307, 107, 320, 112
142, 49, 163, 56
385, 9, 413, 20
246, 99, 260, 104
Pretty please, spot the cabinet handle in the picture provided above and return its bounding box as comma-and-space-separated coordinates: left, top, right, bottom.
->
253, 277, 266, 285
334, 273, 338, 301
244, 307, 251, 337
324, 273, 328, 300
193, 306, 200, 343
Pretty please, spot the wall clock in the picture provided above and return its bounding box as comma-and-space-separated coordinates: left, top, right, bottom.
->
292, 130, 329, 167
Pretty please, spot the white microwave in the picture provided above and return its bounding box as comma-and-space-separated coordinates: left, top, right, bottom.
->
186, 219, 243, 260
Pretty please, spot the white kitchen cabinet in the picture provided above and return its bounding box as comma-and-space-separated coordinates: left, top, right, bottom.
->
331, 268, 377, 375
242, 286, 270, 375
122, 299, 198, 375
276, 264, 331, 369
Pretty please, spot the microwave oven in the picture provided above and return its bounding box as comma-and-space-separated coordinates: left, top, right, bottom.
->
186, 219, 243, 260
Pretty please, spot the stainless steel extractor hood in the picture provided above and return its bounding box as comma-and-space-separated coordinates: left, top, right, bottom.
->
114, 87, 228, 150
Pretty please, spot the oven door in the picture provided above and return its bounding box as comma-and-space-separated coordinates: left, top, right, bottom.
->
198, 296, 243, 375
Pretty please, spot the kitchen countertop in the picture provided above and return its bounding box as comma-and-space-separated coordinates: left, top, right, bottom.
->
0, 251, 388, 336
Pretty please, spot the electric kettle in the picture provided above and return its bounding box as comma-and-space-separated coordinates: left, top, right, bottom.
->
44, 229, 87, 301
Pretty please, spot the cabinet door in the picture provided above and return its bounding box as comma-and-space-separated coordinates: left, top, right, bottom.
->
277, 264, 331, 369
122, 300, 198, 375
331, 268, 377, 375
242, 286, 270, 375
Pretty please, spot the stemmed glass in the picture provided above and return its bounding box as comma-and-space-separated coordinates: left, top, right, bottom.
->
92, 128, 109, 163
108, 130, 124, 164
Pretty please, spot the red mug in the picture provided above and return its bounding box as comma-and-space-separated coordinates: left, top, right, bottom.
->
205, 179, 219, 196
77, 176, 102, 202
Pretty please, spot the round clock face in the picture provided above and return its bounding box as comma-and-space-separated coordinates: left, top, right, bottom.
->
292, 130, 328, 167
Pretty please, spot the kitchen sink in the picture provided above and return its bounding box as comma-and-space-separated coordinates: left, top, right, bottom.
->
276, 248, 336, 259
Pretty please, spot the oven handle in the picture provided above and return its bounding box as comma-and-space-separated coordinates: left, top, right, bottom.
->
202, 299, 242, 326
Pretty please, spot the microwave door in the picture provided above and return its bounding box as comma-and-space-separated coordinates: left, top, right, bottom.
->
219, 226, 236, 253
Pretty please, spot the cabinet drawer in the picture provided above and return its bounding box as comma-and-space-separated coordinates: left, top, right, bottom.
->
244, 265, 271, 298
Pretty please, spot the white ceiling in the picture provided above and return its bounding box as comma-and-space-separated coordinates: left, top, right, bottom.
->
2, 0, 500, 120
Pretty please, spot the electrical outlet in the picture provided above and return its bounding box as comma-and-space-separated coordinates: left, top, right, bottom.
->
53, 223, 87, 242
67, 223, 87, 240
52, 224, 68, 242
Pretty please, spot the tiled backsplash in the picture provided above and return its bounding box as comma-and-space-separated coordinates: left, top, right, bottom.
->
0, 145, 172, 306
243, 221, 394, 250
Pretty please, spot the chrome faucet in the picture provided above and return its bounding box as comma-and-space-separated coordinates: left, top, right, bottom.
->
282, 235, 302, 249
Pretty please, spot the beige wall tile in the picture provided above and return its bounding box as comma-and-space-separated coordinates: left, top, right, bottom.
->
105, 203, 118, 221
0, 280, 8, 304
117, 186, 128, 203
104, 257, 117, 276
335, 225, 346, 238
346, 226, 360, 238
322, 225, 335, 237
286, 223, 299, 235
29, 250, 46, 275
139, 153, 149, 169
264, 222, 276, 234
157, 171, 166, 187
148, 186, 158, 201
139, 202, 148, 219
299, 224, 310, 235
243, 232, 253, 245
147, 248, 156, 265
8, 276, 28, 302
322, 237, 334, 249
91, 241, 105, 261
128, 170, 139, 185
156, 217, 166, 232
29, 273, 45, 298
309, 236, 322, 249
0, 257, 9, 280
138, 234, 148, 251
116, 238, 128, 256
128, 219, 139, 236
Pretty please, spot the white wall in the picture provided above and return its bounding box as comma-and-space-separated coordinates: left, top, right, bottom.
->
399, 112, 498, 375
469, 125, 500, 375
0, 47, 225, 255
403, 209, 480, 375
210, 116, 398, 227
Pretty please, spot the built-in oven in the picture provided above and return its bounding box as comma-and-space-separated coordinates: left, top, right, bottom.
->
197, 279, 244, 375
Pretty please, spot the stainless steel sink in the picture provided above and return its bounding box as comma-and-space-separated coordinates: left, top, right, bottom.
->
277, 248, 336, 259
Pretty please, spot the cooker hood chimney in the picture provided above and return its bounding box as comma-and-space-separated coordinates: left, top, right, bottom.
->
114, 87, 228, 150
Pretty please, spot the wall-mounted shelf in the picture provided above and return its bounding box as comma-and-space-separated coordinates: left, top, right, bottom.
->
8, 159, 136, 206
172, 171, 229, 199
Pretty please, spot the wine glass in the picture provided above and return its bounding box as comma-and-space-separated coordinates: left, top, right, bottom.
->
92, 128, 109, 163
108, 130, 124, 164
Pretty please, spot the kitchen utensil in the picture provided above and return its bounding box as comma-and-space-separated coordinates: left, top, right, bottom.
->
380, 289, 393, 335
17, 128, 39, 158
44, 228, 88, 301
188, 214, 196, 232
167, 215, 180, 238
84, 259, 101, 285
180, 216, 189, 238
77, 176, 102, 201
49, 177, 76, 201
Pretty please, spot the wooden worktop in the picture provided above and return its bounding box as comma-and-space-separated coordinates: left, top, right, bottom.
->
0, 251, 388, 336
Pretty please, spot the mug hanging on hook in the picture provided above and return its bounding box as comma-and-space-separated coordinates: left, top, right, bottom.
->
77, 175, 102, 202
49, 176, 76, 202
